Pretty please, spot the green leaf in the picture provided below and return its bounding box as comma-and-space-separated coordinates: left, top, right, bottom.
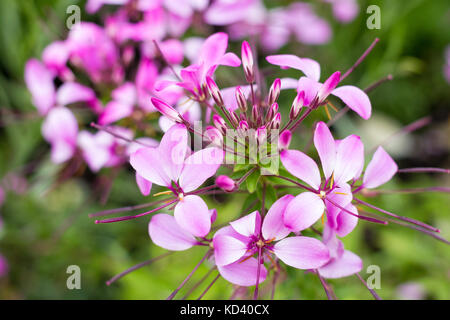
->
245, 169, 260, 193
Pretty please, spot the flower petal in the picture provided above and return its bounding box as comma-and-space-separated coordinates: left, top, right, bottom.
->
157, 123, 188, 182
363, 146, 397, 189
314, 122, 336, 179
174, 195, 211, 237
213, 235, 247, 266
334, 135, 364, 186
274, 236, 330, 269
280, 149, 321, 189
129, 148, 171, 187
98, 100, 134, 125
296, 77, 322, 106
336, 203, 358, 237
179, 147, 224, 192
266, 55, 321, 81
331, 85, 371, 120
136, 173, 152, 196
24, 59, 55, 115
262, 195, 294, 241
284, 192, 324, 232
199, 32, 228, 68
318, 250, 362, 279
230, 211, 261, 238
217, 257, 267, 286
149, 214, 197, 251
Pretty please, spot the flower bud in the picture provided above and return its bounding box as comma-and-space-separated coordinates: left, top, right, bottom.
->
216, 175, 236, 192
213, 114, 228, 134
151, 97, 183, 123
279, 130, 292, 150
265, 102, 279, 122
256, 126, 267, 144
252, 104, 259, 124
271, 112, 281, 129
206, 76, 224, 106
204, 126, 223, 146
241, 41, 254, 83
267, 78, 281, 105
317, 71, 340, 103
235, 86, 247, 112
239, 120, 249, 131
289, 90, 305, 120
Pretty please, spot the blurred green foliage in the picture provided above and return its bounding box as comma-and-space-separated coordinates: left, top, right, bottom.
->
0, 0, 448, 299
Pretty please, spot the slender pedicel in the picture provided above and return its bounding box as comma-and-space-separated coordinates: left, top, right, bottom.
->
95, 199, 178, 223
167, 250, 212, 300
90, 123, 150, 146
253, 246, 263, 300
341, 38, 379, 81
89, 198, 175, 217
197, 273, 221, 300
354, 197, 440, 232
397, 167, 449, 174
182, 267, 217, 299
316, 270, 337, 300
152, 39, 182, 81
356, 273, 382, 300
106, 252, 173, 286
325, 198, 388, 225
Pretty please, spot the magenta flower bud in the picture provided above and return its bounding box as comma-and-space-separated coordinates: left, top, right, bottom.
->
252, 104, 259, 123
267, 78, 281, 105
256, 126, 267, 144
151, 97, 183, 123
216, 175, 236, 192
204, 126, 223, 146
289, 90, 305, 120
239, 120, 249, 130
213, 114, 228, 134
235, 86, 247, 112
279, 130, 292, 150
206, 76, 224, 106
271, 112, 281, 129
266, 102, 279, 122
241, 41, 254, 83
317, 71, 341, 102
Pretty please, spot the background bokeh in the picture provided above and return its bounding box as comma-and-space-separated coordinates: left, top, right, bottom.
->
0, 0, 449, 299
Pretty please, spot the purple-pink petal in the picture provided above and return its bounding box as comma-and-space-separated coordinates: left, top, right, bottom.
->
334, 134, 364, 186
284, 192, 324, 232
230, 211, 261, 238
280, 149, 321, 189
262, 195, 294, 241
174, 195, 211, 238
136, 173, 152, 196
24, 59, 55, 115
217, 257, 267, 287
274, 236, 330, 269
318, 250, 362, 279
213, 235, 248, 266
363, 146, 398, 189
266, 54, 321, 81
157, 123, 188, 182
149, 214, 197, 251
314, 122, 336, 179
331, 85, 372, 120
130, 147, 171, 187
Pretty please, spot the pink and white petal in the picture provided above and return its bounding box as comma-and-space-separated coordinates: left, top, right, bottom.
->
274, 236, 330, 269
129, 148, 171, 187
179, 147, 224, 192
218, 52, 241, 67
331, 85, 371, 120
136, 173, 152, 196
159, 39, 184, 65
262, 195, 294, 241
266, 54, 321, 81
280, 149, 321, 189
213, 235, 248, 266
148, 214, 197, 251
56, 82, 97, 107
42, 41, 70, 72
280, 77, 299, 90
199, 32, 229, 68
217, 257, 267, 287
314, 122, 336, 179
318, 250, 362, 279
158, 123, 188, 182
174, 195, 211, 237
209, 208, 217, 224
284, 192, 324, 232
363, 146, 398, 189
336, 203, 358, 237
296, 77, 322, 106
230, 211, 261, 238
334, 134, 364, 186
126, 137, 159, 156
98, 100, 134, 125
325, 183, 353, 230
24, 59, 56, 115
214, 226, 251, 245
77, 131, 111, 172
50, 140, 76, 164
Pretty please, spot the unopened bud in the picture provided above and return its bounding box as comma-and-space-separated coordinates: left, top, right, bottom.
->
206, 76, 224, 106
317, 71, 340, 103
252, 104, 259, 124
235, 86, 247, 112
216, 175, 236, 192
266, 102, 279, 122
239, 120, 249, 131
151, 97, 183, 123
289, 90, 305, 120
241, 41, 254, 83
256, 126, 267, 144
271, 113, 281, 129
267, 78, 281, 105
213, 114, 228, 134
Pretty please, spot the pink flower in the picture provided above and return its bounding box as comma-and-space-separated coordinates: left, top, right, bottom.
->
42, 107, 79, 164
213, 196, 330, 286
267, 56, 372, 119
130, 124, 224, 237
